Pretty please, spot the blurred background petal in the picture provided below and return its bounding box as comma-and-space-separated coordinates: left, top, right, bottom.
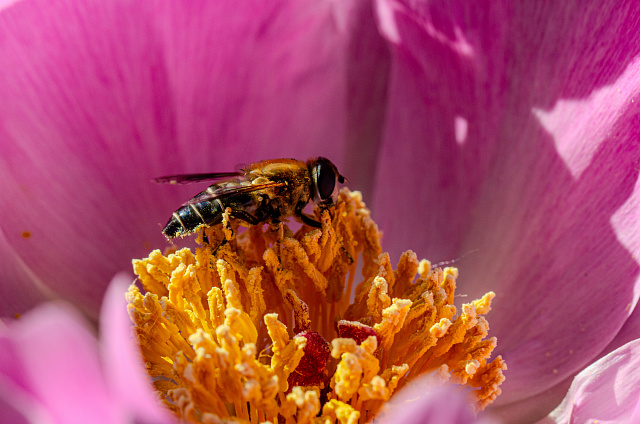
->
0, 303, 120, 423
539, 339, 640, 424
380, 378, 501, 424
100, 273, 177, 424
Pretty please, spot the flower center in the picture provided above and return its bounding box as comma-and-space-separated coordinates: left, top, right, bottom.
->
127, 188, 506, 423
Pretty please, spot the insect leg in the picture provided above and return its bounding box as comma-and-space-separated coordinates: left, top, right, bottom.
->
297, 211, 322, 228
229, 210, 262, 226
212, 238, 228, 255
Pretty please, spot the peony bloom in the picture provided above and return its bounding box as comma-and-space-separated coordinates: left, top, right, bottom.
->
126, 189, 506, 421
1, 0, 639, 423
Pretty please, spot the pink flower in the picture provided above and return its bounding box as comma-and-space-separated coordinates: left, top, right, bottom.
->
0, 274, 175, 424
1, 0, 639, 422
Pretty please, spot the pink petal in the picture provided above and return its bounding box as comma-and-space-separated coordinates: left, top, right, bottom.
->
0, 303, 120, 423
0, 392, 32, 424
538, 339, 640, 424
0, 229, 49, 317
490, 379, 572, 423
0, 370, 51, 424
599, 177, 640, 355
0, 0, 19, 10
0, 0, 186, 315
340, 0, 391, 201
100, 273, 176, 423
380, 379, 501, 424
372, 0, 640, 417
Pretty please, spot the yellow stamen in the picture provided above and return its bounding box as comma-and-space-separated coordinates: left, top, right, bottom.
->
128, 188, 506, 422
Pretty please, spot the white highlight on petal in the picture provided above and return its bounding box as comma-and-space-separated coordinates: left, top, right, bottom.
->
533, 58, 640, 178
454, 115, 468, 146
374, 0, 474, 58
0, 0, 21, 12
443, 26, 474, 58
375, 0, 400, 44
610, 176, 640, 302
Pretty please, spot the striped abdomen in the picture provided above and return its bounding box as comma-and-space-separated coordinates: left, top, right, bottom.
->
162, 199, 223, 238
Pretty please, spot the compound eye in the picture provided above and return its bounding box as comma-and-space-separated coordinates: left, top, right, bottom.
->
315, 161, 337, 201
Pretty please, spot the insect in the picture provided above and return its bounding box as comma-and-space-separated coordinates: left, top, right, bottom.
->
156, 157, 345, 238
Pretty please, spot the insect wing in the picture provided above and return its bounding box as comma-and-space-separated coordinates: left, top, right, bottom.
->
154, 172, 242, 185
185, 181, 285, 205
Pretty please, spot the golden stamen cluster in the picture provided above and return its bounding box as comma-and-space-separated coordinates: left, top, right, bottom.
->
127, 188, 506, 423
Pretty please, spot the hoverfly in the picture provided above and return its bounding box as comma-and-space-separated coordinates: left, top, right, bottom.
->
156, 157, 345, 238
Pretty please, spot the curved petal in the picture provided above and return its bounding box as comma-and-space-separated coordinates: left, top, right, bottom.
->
599, 178, 640, 356
100, 273, 177, 423
380, 379, 501, 424
0, 374, 50, 424
0, 0, 388, 314
0, 303, 120, 423
372, 0, 640, 416
490, 379, 572, 424
539, 339, 640, 424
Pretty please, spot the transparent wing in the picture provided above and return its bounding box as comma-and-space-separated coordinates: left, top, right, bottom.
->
185, 181, 285, 205
154, 172, 242, 185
